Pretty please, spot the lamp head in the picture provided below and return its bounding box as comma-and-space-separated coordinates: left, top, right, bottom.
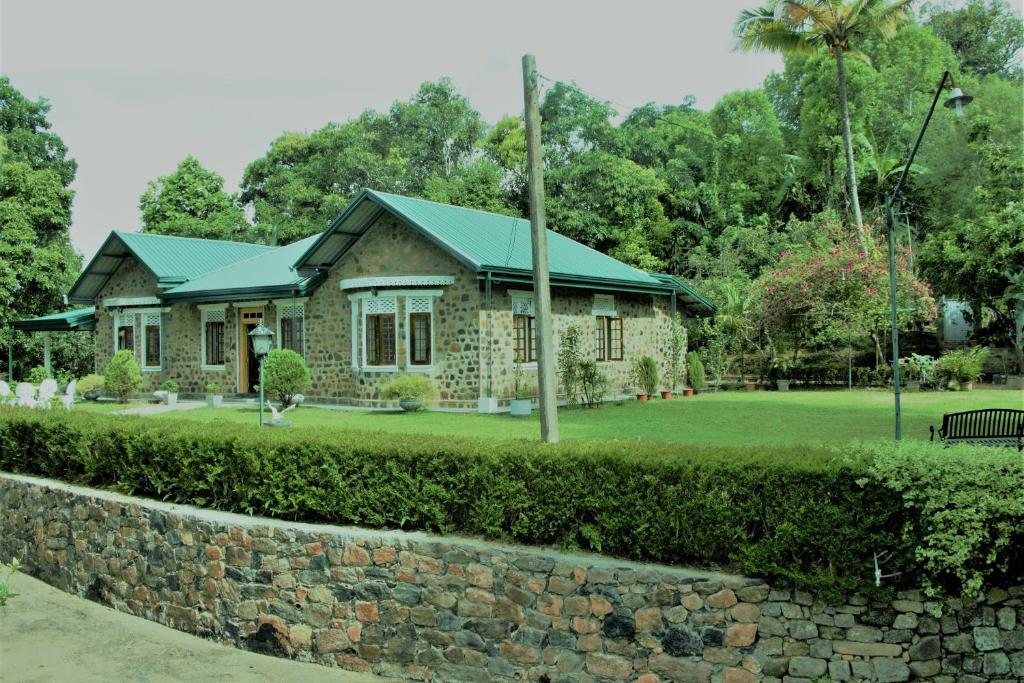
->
249, 322, 274, 358
943, 87, 973, 117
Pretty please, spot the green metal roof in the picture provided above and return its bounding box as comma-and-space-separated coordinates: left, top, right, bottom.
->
162, 234, 322, 302
294, 190, 669, 292
68, 232, 273, 303
13, 307, 96, 332
650, 273, 717, 314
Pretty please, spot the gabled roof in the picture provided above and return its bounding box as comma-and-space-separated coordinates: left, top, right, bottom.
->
161, 234, 323, 302
293, 190, 670, 294
13, 307, 96, 332
67, 231, 273, 304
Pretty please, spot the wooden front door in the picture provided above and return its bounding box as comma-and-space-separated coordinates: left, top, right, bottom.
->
238, 308, 264, 393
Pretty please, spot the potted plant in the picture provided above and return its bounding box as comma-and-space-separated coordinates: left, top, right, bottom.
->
205, 382, 223, 408
161, 379, 179, 405
382, 374, 437, 412
744, 377, 757, 391
935, 347, 988, 391
660, 388, 673, 400
631, 356, 658, 401
772, 358, 795, 392
77, 374, 104, 401
509, 357, 533, 417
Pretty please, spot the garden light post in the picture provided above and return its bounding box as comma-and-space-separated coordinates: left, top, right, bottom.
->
249, 323, 274, 427
885, 70, 971, 440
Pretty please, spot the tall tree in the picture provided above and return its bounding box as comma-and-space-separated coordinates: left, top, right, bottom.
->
139, 156, 255, 242
923, 0, 1024, 78
736, 0, 914, 255
0, 78, 87, 379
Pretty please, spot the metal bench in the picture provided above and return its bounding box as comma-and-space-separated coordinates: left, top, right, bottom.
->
930, 408, 1024, 451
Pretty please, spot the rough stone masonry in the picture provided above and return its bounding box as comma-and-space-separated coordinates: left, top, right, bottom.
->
1, 473, 1022, 683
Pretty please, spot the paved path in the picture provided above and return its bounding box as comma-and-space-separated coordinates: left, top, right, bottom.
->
0, 574, 383, 682
111, 400, 206, 416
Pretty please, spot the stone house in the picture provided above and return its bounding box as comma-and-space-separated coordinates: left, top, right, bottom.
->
31, 190, 712, 409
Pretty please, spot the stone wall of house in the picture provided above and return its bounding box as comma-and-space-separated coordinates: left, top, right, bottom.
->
2, 473, 1021, 683
93, 258, 163, 393
304, 214, 484, 407
480, 285, 679, 404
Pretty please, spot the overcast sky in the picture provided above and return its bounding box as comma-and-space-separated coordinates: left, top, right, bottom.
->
1, 0, 782, 259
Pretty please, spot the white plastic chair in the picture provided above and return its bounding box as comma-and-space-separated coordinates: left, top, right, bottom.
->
36, 378, 58, 409
0, 380, 12, 405
60, 380, 77, 410
15, 382, 37, 408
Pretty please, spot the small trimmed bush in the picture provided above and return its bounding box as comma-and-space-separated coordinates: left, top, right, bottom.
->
262, 349, 311, 406
205, 382, 221, 395
630, 356, 658, 396
26, 366, 50, 383
161, 379, 179, 393
685, 351, 706, 391
77, 374, 104, 398
382, 374, 437, 401
103, 350, 141, 403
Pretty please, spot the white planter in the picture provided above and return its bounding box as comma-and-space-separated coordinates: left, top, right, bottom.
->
776, 379, 791, 392
165, 392, 178, 406
509, 398, 532, 417
207, 395, 223, 408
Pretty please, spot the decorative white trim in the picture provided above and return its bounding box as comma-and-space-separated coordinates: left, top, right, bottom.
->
347, 289, 443, 301
360, 296, 397, 369
103, 296, 160, 308
113, 311, 136, 355
340, 275, 454, 290
272, 298, 306, 354
511, 291, 535, 317
592, 294, 616, 317
350, 300, 359, 370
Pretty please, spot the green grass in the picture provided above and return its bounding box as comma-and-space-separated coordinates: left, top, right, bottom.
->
74, 400, 150, 414
120, 389, 1018, 447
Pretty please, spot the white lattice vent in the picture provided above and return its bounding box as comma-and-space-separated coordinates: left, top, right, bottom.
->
364, 298, 397, 315
511, 294, 535, 316
279, 304, 304, 319
143, 313, 161, 327
407, 297, 433, 314
204, 309, 226, 323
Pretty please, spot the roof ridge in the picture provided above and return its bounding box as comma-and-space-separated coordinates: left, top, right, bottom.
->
114, 230, 275, 250
368, 190, 530, 224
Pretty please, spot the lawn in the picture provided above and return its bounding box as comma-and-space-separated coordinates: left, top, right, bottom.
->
81, 389, 1021, 447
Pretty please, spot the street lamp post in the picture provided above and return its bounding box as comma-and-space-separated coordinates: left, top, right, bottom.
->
249, 322, 274, 427
885, 70, 971, 440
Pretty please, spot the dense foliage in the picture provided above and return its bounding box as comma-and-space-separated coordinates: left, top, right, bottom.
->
103, 350, 142, 402
1, 410, 1019, 597
260, 349, 311, 407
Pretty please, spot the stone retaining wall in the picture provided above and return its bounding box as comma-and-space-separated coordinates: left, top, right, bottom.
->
1, 473, 1021, 683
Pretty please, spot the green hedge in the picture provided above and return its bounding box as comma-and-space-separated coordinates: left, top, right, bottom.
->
1, 409, 1019, 596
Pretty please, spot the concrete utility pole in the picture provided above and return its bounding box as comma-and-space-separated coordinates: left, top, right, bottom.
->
521, 53, 559, 444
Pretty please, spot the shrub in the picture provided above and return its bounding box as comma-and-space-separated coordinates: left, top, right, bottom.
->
26, 366, 50, 383
261, 349, 311, 406
77, 374, 104, 398
934, 347, 989, 386
685, 351, 706, 391
103, 350, 141, 403
576, 359, 607, 408
205, 382, 221, 395
630, 356, 658, 396
868, 441, 1024, 597
381, 374, 437, 402
557, 324, 585, 407
0, 409, 909, 597
161, 379, 179, 393
667, 313, 686, 392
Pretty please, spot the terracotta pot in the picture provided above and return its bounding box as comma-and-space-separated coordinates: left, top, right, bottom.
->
660, 391, 673, 400
682, 388, 694, 397
636, 393, 649, 401
744, 380, 756, 391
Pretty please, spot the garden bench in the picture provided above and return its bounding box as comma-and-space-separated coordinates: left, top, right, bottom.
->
930, 408, 1024, 451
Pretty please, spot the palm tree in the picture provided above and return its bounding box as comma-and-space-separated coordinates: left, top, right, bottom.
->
736, 0, 913, 256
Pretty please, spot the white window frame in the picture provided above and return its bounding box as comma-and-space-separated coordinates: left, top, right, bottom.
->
404, 295, 435, 372
113, 311, 136, 355
199, 304, 228, 372
139, 310, 163, 372
510, 290, 538, 368
360, 295, 399, 372
347, 289, 444, 372
272, 297, 307, 356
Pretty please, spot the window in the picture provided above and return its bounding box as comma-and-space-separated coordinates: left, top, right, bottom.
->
406, 296, 433, 367
514, 314, 537, 363
366, 314, 396, 365
596, 316, 623, 361
142, 313, 161, 369
115, 313, 134, 353
275, 300, 306, 356
201, 307, 226, 368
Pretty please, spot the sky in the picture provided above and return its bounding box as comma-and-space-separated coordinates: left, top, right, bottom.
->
0, 0, 783, 259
